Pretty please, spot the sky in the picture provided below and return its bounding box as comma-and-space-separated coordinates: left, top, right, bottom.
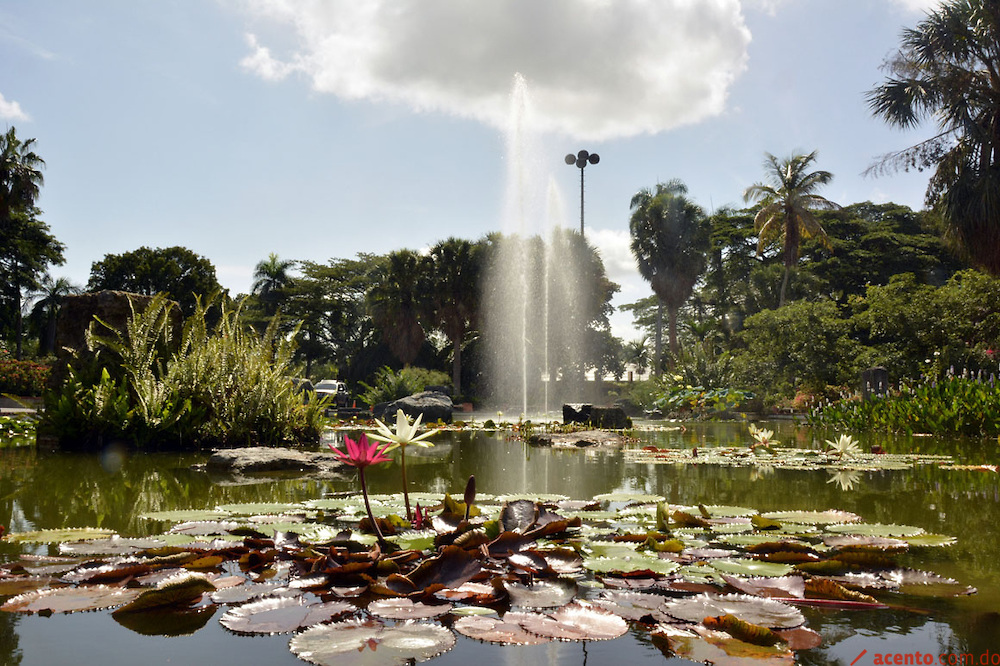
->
1, 0, 944, 340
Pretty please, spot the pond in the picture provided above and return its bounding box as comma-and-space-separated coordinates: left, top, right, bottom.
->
0, 421, 998, 665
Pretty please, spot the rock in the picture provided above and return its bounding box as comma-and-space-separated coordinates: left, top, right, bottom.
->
387, 391, 454, 424
562, 403, 632, 429
205, 447, 347, 477
528, 430, 625, 448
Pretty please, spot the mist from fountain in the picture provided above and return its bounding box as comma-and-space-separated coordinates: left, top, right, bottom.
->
482, 74, 587, 417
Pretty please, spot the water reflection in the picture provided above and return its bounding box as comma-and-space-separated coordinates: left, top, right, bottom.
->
0, 422, 997, 666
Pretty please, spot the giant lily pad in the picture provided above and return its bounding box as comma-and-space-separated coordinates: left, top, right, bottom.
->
760, 510, 860, 525
289, 619, 456, 666
661, 593, 805, 628
220, 596, 353, 634
655, 624, 795, 665
513, 601, 628, 641
710, 559, 794, 578
2, 527, 117, 544
584, 556, 680, 575
504, 579, 577, 609
367, 598, 452, 620
452, 614, 551, 645
2, 584, 141, 614
825, 523, 925, 538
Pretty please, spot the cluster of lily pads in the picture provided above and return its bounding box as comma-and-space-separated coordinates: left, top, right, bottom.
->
0, 486, 972, 665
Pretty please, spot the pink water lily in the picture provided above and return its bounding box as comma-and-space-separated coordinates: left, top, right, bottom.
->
329, 434, 393, 549
329, 433, 393, 469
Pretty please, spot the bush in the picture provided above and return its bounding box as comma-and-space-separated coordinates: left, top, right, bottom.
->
0, 359, 49, 396
40, 294, 329, 449
359, 366, 451, 406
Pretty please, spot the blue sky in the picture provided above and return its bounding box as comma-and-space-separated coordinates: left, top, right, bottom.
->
1, 0, 941, 339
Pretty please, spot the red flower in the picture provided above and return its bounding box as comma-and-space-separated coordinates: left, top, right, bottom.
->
329, 434, 393, 469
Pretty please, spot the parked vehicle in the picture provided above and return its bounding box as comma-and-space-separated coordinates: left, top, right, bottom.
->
314, 379, 349, 409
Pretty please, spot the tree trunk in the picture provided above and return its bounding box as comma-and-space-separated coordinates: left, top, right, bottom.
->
452, 338, 462, 397
14, 274, 23, 361
779, 266, 791, 308
654, 301, 663, 376
667, 303, 680, 366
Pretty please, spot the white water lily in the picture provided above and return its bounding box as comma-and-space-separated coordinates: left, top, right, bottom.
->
825, 434, 862, 458
748, 423, 775, 446
368, 409, 437, 451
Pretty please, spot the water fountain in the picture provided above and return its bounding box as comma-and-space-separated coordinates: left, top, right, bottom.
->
482, 74, 588, 416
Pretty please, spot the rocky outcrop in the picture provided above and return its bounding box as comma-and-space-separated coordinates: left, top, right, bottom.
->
205, 447, 348, 477
386, 390, 454, 424
528, 429, 625, 448
562, 404, 632, 429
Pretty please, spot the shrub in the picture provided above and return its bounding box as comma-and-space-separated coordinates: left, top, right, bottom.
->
359, 366, 451, 406
0, 359, 49, 396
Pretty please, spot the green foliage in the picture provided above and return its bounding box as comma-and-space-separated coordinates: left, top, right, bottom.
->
810, 372, 1000, 437
732, 300, 863, 403
0, 358, 49, 395
359, 366, 451, 406
0, 414, 35, 447
652, 347, 752, 417
40, 294, 328, 449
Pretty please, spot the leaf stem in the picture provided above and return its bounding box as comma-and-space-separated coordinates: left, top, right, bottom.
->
358, 467, 389, 551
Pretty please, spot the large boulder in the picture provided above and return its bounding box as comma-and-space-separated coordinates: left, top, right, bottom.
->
528, 430, 625, 448
562, 403, 632, 430
386, 390, 454, 424
205, 447, 347, 477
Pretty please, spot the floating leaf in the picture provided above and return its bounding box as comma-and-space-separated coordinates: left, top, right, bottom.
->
804, 577, 878, 604
168, 521, 241, 536
2, 585, 141, 614
514, 601, 628, 641
710, 558, 794, 578
761, 510, 861, 525
825, 523, 925, 538
504, 579, 577, 609
220, 596, 353, 634
662, 593, 805, 629
58, 536, 168, 556
654, 624, 795, 665
289, 619, 456, 666
114, 572, 216, 614
593, 492, 665, 504
703, 614, 785, 646
584, 556, 680, 575
367, 598, 452, 620
3, 527, 117, 544
592, 590, 672, 623
140, 509, 230, 523
215, 502, 305, 515
882, 569, 977, 597
453, 614, 551, 645
902, 534, 957, 548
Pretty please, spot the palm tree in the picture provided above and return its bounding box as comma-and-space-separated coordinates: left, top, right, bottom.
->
1, 127, 49, 360
367, 249, 429, 367
743, 151, 838, 307
624, 337, 650, 378
629, 180, 710, 372
252, 252, 296, 316
427, 238, 481, 396
866, 0, 1000, 275
28, 275, 80, 355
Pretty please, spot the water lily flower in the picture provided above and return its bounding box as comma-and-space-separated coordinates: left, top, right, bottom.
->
825, 434, 861, 458
329, 434, 393, 549
748, 423, 776, 452
368, 409, 438, 521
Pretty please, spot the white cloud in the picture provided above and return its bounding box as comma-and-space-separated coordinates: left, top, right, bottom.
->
0, 92, 29, 121
236, 0, 751, 140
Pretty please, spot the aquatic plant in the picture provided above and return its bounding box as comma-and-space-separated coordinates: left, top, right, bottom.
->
824, 433, 861, 457
328, 433, 394, 551
369, 409, 438, 521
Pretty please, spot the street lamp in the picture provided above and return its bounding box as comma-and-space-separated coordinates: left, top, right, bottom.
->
565, 150, 599, 235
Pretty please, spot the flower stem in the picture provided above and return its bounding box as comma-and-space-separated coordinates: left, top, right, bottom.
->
400, 446, 412, 522
358, 467, 389, 551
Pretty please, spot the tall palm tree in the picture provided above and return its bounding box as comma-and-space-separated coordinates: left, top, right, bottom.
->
368, 249, 429, 367
28, 275, 80, 355
1, 127, 49, 360
867, 0, 1000, 275
743, 151, 838, 307
428, 238, 481, 396
252, 252, 296, 316
629, 180, 710, 372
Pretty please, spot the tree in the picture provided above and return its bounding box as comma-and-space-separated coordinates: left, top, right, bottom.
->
629, 179, 710, 371
743, 151, 839, 308
367, 249, 430, 367
252, 252, 296, 317
867, 0, 1000, 274
427, 238, 481, 396
87, 246, 222, 315
0, 127, 65, 359
28, 275, 81, 355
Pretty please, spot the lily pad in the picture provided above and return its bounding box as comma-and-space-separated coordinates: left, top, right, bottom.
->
2, 584, 141, 614
825, 523, 925, 538
3, 527, 118, 544
504, 579, 577, 609
514, 601, 628, 641
661, 593, 805, 629
593, 492, 665, 504
901, 534, 957, 548
220, 596, 353, 634
367, 598, 452, 620
710, 559, 794, 578
289, 619, 456, 666
453, 614, 551, 645
760, 510, 861, 525
656, 625, 795, 665
140, 509, 230, 523
584, 556, 680, 575
57, 536, 168, 556
215, 502, 306, 515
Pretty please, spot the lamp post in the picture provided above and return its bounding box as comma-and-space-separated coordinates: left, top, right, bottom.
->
565, 150, 599, 235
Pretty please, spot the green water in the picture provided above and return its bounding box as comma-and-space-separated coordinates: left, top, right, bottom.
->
0, 422, 997, 665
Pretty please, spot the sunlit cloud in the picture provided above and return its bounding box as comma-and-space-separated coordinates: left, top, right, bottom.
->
236, 0, 751, 140
0, 92, 29, 121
